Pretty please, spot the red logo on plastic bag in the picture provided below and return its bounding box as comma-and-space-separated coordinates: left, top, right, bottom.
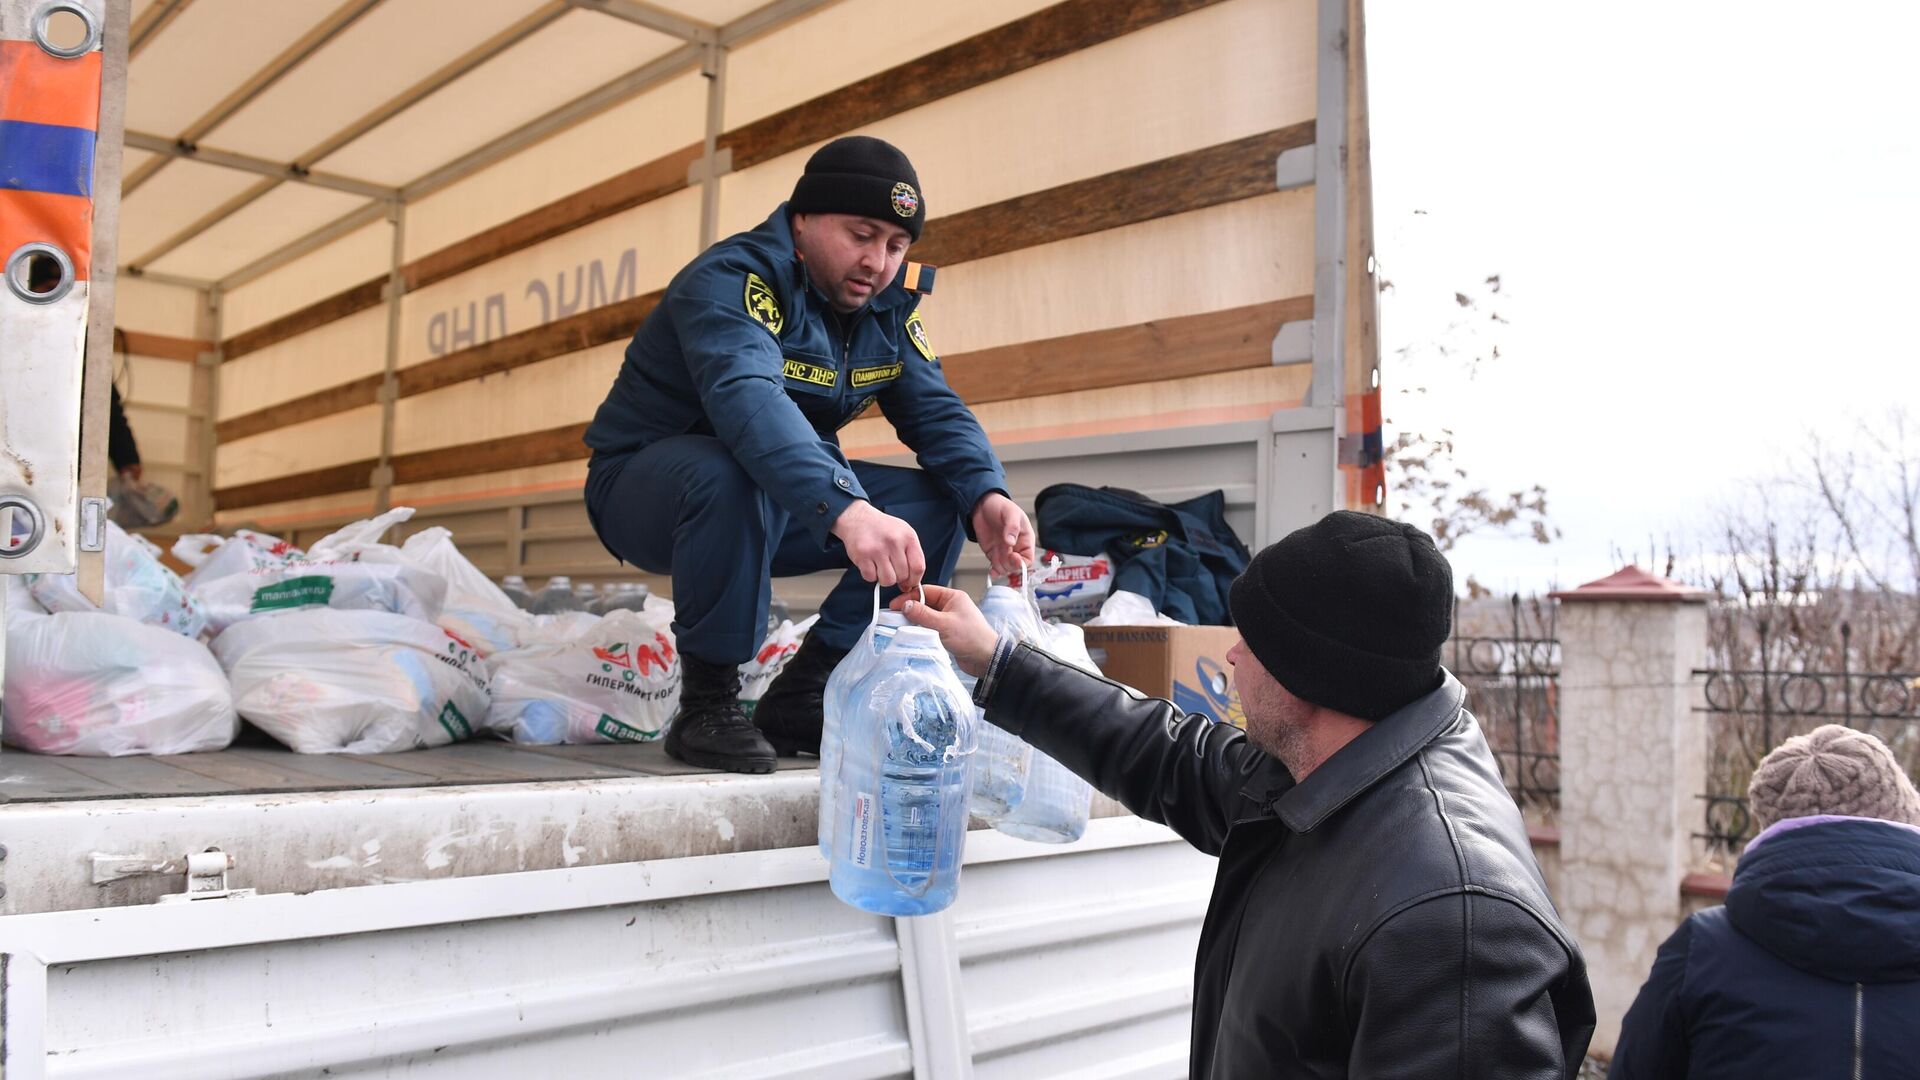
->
596, 633, 676, 677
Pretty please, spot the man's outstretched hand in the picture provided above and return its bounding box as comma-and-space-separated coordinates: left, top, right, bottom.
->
894, 585, 999, 678
972, 493, 1036, 579
833, 499, 927, 589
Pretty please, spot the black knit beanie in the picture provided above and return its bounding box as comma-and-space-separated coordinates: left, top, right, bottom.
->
1228, 511, 1453, 722
789, 135, 925, 241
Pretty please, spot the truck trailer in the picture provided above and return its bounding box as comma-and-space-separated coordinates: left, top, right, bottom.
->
0, 0, 1381, 1074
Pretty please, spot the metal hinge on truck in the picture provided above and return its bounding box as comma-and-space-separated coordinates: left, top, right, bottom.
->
91, 847, 256, 902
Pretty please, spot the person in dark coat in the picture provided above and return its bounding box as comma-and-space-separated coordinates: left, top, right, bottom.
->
1609, 724, 1920, 1080
108, 385, 142, 482
901, 510, 1596, 1078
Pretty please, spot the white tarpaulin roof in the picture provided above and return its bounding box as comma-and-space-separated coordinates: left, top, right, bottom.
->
115, 0, 827, 288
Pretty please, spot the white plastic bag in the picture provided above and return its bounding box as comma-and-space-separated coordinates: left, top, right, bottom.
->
400, 527, 531, 655
1085, 590, 1182, 626
189, 508, 448, 636
213, 609, 491, 753
487, 608, 681, 744
741, 614, 820, 704
27, 522, 209, 638
169, 533, 228, 569
3, 585, 238, 755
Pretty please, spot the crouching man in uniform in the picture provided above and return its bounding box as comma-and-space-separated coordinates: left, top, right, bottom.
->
584, 136, 1034, 773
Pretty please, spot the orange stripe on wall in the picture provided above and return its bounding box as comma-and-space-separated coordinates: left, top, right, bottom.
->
0, 42, 101, 129
843, 400, 1301, 460
0, 187, 92, 278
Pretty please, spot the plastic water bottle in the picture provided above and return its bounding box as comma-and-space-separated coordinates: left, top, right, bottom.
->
576, 581, 600, 614
994, 622, 1096, 844
994, 750, 1093, 843
499, 575, 534, 611
767, 596, 791, 635
602, 582, 649, 613
968, 585, 1041, 820
530, 576, 583, 615
829, 626, 977, 916
818, 610, 907, 855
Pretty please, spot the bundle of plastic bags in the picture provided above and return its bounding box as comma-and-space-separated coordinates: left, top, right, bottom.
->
187, 508, 446, 636
213, 608, 490, 753
3, 579, 237, 755
27, 520, 208, 638
487, 607, 681, 744
401, 526, 531, 655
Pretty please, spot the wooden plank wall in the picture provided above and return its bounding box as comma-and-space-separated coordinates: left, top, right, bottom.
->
108, 277, 214, 528
206, 0, 1331, 572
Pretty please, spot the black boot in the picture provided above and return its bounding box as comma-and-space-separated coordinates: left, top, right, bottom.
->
665, 654, 777, 774
754, 632, 852, 757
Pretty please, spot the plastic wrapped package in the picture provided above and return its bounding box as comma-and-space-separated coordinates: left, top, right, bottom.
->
827, 626, 977, 916
213, 609, 491, 754
399, 527, 531, 655
487, 608, 681, 744
2, 581, 238, 755
27, 521, 209, 638
188, 509, 447, 636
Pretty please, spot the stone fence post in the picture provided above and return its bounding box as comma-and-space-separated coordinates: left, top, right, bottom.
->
1551, 567, 1709, 1055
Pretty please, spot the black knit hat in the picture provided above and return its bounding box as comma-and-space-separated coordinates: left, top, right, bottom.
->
1228, 511, 1453, 722
789, 135, 926, 241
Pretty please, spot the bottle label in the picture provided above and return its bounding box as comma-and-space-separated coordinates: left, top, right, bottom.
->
851, 791, 877, 870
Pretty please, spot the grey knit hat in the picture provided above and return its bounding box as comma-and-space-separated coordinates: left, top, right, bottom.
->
1747, 725, 1920, 832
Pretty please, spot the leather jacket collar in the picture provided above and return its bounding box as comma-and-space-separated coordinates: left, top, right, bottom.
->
1238, 672, 1466, 833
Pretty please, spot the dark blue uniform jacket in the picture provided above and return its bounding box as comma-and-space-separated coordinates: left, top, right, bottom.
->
1609, 816, 1920, 1079
584, 204, 1007, 548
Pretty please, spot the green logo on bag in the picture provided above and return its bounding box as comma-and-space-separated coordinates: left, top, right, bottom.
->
250, 575, 335, 612
438, 702, 473, 741
594, 714, 653, 743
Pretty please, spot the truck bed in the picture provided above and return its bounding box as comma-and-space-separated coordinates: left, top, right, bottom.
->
0, 737, 811, 803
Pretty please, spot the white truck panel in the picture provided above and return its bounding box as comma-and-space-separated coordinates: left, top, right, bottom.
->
0, 816, 1209, 1079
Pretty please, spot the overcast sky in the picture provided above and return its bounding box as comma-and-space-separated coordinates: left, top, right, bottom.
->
1367, 1, 1920, 594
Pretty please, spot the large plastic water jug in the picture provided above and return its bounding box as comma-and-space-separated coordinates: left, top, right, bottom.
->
994, 750, 1093, 843
818, 609, 908, 855
969, 584, 1040, 820
993, 623, 1098, 843
828, 626, 977, 916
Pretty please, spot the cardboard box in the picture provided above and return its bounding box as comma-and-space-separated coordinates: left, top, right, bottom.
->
1081, 625, 1246, 728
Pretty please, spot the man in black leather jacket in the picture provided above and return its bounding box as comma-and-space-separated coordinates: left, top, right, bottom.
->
901, 511, 1594, 1078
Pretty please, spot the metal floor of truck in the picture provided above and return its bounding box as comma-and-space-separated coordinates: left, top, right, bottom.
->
0, 730, 814, 803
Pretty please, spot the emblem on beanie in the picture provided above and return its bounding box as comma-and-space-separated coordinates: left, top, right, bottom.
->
890, 182, 919, 219
904, 310, 936, 361
743, 272, 783, 335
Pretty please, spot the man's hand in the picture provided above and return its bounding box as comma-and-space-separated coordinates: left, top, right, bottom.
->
971, 492, 1036, 579
833, 499, 927, 589
894, 585, 999, 677
119, 465, 142, 484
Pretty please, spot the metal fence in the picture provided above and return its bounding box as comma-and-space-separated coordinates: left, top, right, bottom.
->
1451, 596, 1561, 814
1694, 624, 1920, 853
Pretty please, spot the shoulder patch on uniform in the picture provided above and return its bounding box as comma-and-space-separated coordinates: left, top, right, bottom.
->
744, 272, 783, 335
904, 310, 936, 362
782, 358, 836, 387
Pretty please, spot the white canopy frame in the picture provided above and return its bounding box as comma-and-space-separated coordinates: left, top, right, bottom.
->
117, 0, 836, 293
